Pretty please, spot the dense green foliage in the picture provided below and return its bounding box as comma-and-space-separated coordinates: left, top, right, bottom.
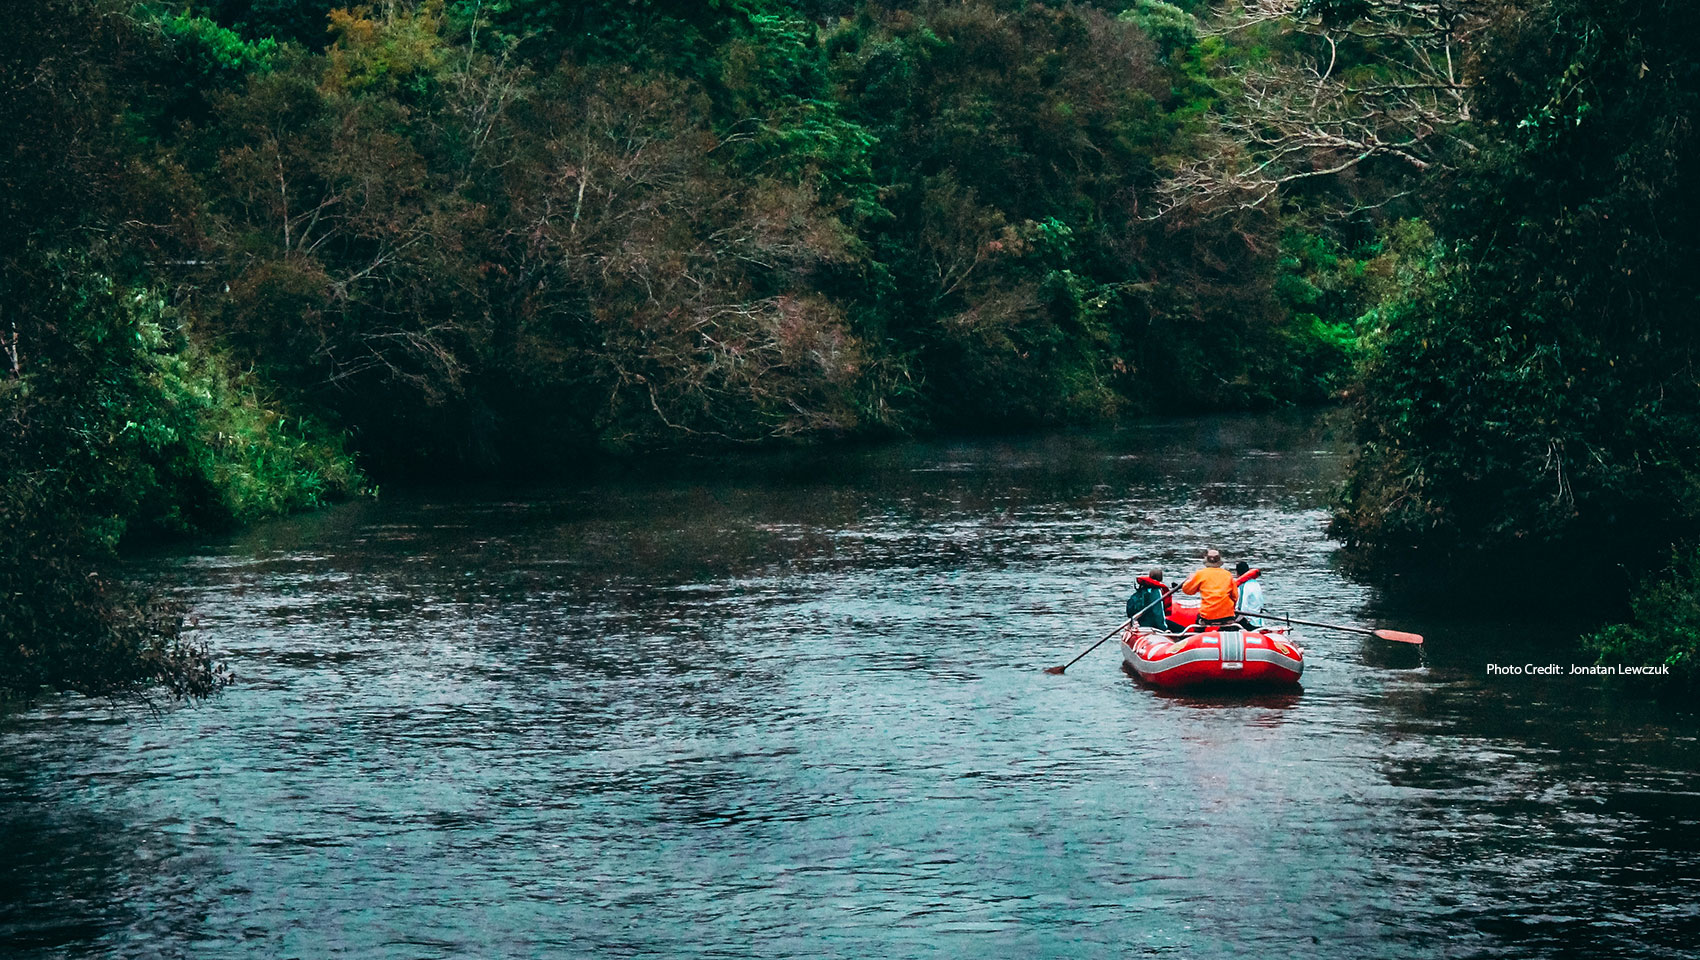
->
1331, 0, 1700, 677
25, 0, 1353, 469
827, 3, 1319, 421
1, 253, 359, 699
1585, 548, 1700, 677
1, 1, 359, 699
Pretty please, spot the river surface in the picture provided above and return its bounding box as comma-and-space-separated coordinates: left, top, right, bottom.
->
4, 413, 1699, 959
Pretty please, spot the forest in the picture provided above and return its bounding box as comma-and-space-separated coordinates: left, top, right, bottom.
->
3, 0, 1697, 696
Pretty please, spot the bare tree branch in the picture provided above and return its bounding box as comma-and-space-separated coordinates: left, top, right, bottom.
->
1158, 0, 1495, 217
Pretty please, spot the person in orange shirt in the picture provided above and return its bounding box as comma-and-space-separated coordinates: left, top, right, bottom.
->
1181, 548, 1239, 628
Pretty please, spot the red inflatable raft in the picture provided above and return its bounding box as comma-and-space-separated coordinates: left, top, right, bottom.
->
1121, 620, 1304, 688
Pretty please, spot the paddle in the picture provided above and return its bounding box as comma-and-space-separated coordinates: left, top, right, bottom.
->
1044, 587, 1175, 675
1262, 611, 1424, 645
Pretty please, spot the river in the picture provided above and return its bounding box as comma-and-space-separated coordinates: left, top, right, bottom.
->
3, 412, 1698, 959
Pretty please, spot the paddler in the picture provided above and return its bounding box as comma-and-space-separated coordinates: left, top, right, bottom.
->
1127, 566, 1175, 631
1181, 548, 1239, 629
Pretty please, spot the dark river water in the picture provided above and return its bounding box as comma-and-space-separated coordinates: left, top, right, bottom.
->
4, 413, 1699, 959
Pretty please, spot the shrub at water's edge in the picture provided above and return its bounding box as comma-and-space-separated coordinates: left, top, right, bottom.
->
1583, 550, 1700, 685
1, 257, 362, 701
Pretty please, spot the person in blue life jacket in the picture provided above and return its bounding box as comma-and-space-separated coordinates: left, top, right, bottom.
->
1127, 567, 1176, 631
1235, 560, 1265, 627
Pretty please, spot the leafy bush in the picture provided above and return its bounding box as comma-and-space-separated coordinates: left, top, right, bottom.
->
208, 0, 343, 49
1, 252, 360, 699
149, 8, 279, 77
1120, 0, 1197, 61
130, 300, 364, 535
1585, 550, 1700, 683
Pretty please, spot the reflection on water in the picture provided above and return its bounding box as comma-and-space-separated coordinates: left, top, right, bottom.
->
3, 413, 1698, 959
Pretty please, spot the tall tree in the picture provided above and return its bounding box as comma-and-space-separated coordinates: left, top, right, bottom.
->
1335, 0, 1700, 577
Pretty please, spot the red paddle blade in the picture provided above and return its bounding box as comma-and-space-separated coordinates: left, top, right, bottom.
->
1043, 665, 1067, 675
1375, 629, 1424, 645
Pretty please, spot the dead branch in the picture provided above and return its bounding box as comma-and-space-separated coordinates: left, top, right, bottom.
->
1161, 0, 1495, 217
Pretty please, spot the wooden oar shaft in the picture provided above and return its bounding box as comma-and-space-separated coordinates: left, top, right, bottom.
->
1047, 618, 1131, 674
1046, 587, 1175, 675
